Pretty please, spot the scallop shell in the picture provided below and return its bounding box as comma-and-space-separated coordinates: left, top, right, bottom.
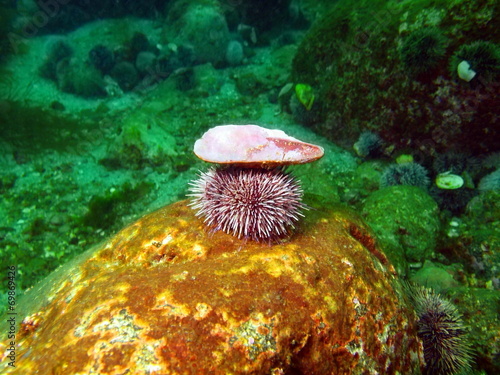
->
193, 125, 324, 167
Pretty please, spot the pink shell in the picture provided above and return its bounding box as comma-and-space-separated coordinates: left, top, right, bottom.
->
193, 125, 324, 166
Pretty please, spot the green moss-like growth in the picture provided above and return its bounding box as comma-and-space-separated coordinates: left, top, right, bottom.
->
291, 0, 401, 136
81, 182, 154, 230
57, 58, 107, 98
445, 287, 500, 372
0, 5, 17, 60
24, 217, 50, 237
292, 0, 394, 86
0, 100, 90, 151
449, 41, 500, 81
39, 40, 73, 81
362, 185, 440, 273
291, 0, 500, 154
410, 260, 459, 293
399, 28, 447, 77
0, 173, 16, 193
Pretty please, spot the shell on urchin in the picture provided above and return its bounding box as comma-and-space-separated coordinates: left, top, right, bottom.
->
188, 167, 305, 242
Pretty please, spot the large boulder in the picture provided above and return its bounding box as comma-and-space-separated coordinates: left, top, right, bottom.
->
291, 0, 500, 155
0, 201, 423, 374
164, 1, 230, 65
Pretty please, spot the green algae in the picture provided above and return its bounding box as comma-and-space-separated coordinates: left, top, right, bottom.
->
362, 185, 440, 274
81, 182, 154, 230
291, 0, 500, 152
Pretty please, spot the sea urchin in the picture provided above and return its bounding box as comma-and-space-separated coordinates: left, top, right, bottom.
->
380, 162, 430, 190
409, 285, 473, 375
399, 28, 447, 77
188, 124, 324, 242
189, 167, 305, 242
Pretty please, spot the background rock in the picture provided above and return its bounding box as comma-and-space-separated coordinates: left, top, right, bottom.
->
164, 1, 230, 65
291, 0, 500, 155
362, 185, 440, 274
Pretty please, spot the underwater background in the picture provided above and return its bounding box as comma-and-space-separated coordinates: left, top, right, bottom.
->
0, 0, 498, 373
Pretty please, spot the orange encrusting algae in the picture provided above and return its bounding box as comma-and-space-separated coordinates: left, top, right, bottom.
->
0, 201, 423, 374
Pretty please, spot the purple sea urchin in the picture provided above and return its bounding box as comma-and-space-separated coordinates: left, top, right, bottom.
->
189, 167, 305, 242
409, 286, 473, 375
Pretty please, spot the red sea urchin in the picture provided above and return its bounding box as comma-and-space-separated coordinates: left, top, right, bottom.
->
188, 124, 324, 242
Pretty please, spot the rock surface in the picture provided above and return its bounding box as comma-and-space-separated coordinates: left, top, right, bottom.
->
362, 186, 440, 274
292, 0, 500, 155
0, 201, 423, 374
